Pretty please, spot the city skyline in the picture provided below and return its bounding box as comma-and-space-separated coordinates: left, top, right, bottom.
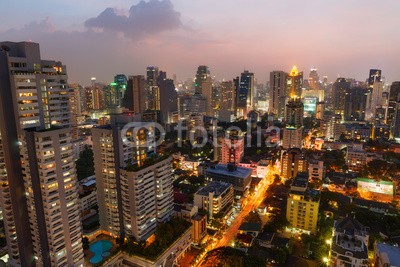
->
1, 0, 400, 85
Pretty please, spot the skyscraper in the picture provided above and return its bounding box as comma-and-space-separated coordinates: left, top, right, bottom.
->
158, 72, 178, 124
0, 41, 83, 266
388, 82, 400, 138
146, 66, 160, 111
332, 78, 351, 117
368, 69, 382, 87
286, 65, 303, 98
220, 81, 236, 111
194, 65, 210, 95
269, 71, 288, 118
308, 67, 320, 90
104, 74, 127, 109
344, 86, 368, 121
237, 70, 254, 117
285, 98, 304, 127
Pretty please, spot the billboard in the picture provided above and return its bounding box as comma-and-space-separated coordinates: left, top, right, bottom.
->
304, 97, 317, 113
356, 178, 394, 196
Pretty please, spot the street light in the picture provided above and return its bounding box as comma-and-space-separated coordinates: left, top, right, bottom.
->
326, 239, 332, 245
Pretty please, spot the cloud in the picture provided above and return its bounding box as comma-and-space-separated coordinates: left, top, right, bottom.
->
84, 0, 182, 38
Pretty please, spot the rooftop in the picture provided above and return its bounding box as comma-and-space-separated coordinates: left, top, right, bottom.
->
375, 243, 400, 267
205, 164, 252, 179
195, 181, 232, 197
335, 217, 367, 236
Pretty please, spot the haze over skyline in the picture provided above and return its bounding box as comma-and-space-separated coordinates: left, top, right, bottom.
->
1, 0, 399, 85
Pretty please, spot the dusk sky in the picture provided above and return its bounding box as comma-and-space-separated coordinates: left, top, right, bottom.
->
1, 0, 399, 85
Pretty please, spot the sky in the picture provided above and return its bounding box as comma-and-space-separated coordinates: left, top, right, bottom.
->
1, 0, 399, 86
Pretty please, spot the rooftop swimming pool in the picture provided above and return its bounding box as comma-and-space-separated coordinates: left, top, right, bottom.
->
89, 240, 113, 264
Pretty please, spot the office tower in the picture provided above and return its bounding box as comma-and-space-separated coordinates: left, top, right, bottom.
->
285, 98, 304, 127
147, 66, 159, 86
286, 173, 320, 234
194, 65, 210, 95
344, 86, 368, 121
368, 68, 382, 87
287, 65, 303, 98
236, 70, 254, 117
122, 75, 146, 114
0, 42, 83, 266
69, 84, 82, 139
332, 78, 351, 117
220, 81, 235, 111
104, 74, 127, 109
308, 67, 320, 90
92, 113, 173, 241
329, 217, 369, 267
214, 130, 244, 164
281, 148, 307, 179
387, 82, 400, 136
269, 71, 288, 118
158, 73, 178, 124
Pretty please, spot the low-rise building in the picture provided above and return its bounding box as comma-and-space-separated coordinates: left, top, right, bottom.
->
204, 164, 252, 193
308, 159, 325, 181
175, 204, 207, 245
329, 217, 369, 267
194, 181, 234, 219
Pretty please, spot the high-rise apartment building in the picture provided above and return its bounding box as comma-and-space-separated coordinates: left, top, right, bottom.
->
158, 71, 178, 124
286, 173, 319, 234
0, 41, 83, 267
269, 71, 288, 118
220, 81, 236, 111
281, 148, 307, 179
285, 98, 304, 127
122, 75, 146, 114
92, 113, 174, 241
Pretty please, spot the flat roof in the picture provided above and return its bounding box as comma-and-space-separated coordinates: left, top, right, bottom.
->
205, 164, 252, 179
291, 173, 308, 188
195, 181, 232, 197
376, 243, 400, 266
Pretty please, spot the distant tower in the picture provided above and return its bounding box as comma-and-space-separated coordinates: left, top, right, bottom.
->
269, 71, 288, 118
237, 70, 254, 117
287, 65, 303, 98
368, 69, 382, 87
